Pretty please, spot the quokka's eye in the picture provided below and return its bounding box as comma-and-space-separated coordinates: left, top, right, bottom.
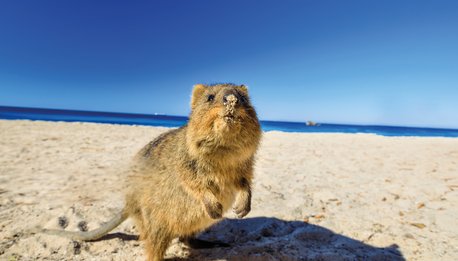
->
207, 94, 215, 102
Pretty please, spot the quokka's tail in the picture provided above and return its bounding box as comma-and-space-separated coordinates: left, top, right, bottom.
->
41, 211, 127, 241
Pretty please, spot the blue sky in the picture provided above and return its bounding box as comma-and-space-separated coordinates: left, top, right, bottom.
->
0, 1, 457, 128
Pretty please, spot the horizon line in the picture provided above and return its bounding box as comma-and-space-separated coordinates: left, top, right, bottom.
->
0, 105, 457, 131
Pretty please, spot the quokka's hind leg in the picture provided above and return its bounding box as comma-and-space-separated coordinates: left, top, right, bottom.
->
143, 226, 173, 261
130, 210, 147, 241
132, 210, 171, 260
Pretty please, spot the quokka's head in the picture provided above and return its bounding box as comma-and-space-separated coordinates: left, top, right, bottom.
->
187, 83, 261, 158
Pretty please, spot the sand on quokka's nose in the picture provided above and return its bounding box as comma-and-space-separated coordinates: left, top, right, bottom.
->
1, 120, 457, 260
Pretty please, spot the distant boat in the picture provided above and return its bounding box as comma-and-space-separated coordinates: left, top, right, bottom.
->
306, 121, 320, 126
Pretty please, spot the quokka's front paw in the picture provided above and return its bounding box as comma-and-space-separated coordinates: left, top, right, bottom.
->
233, 202, 251, 218
204, 201, 223, 219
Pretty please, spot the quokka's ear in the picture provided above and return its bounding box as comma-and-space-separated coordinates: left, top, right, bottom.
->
238, 84, 249, 95
191, 84, 206, 109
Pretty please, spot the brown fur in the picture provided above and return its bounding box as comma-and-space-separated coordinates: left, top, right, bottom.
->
124, 83, 261, 260
41, 83, 261, 261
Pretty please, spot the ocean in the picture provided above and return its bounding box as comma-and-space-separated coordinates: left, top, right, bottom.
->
1, 106, 457, 138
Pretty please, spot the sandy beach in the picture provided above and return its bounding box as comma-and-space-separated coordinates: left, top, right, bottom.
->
1, 119, 457, 260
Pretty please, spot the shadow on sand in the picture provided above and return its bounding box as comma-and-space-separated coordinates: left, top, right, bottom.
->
97, 217, 405, 260
168, 217, 405, 261
92, 232, 139, 242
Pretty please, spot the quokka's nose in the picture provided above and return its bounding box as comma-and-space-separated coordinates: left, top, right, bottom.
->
223, 94, 238, 105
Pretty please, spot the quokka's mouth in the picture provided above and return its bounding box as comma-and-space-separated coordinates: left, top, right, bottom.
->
223, 114, 236, 123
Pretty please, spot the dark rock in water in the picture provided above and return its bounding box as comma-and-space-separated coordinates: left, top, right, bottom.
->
306, 121, 320, 126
